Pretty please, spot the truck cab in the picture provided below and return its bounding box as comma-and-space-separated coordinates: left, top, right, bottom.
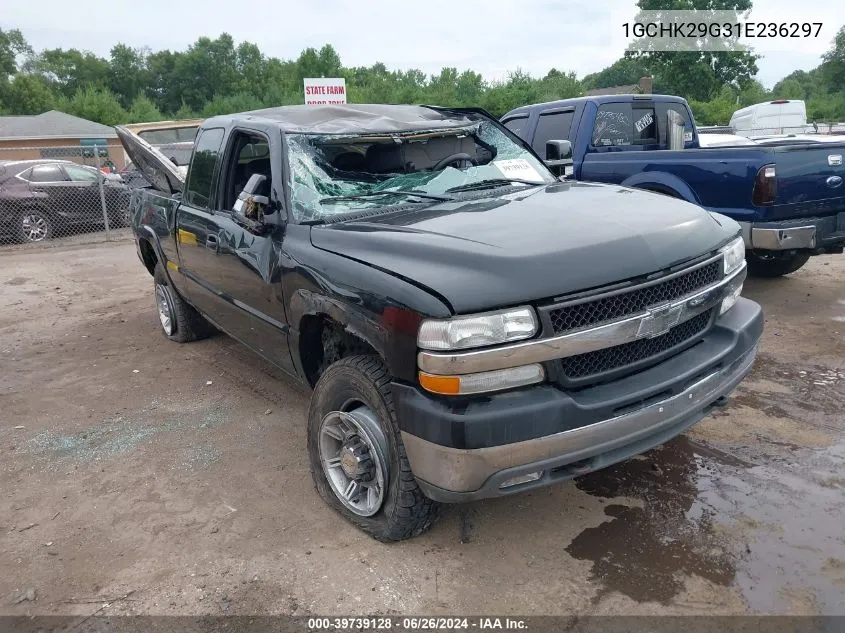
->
504, 94, 845, 278
117, 104, 762, 541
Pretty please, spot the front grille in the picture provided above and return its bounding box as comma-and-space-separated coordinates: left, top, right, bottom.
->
547, 259, 721, 334
558, 309, 713, 380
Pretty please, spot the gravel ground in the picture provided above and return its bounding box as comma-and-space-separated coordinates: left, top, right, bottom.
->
1, 240, 843, 616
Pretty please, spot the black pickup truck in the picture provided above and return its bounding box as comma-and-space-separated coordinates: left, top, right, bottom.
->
116, 104, 762, 541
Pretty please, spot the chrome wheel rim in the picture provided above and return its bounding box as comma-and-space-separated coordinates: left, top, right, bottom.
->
319, 406, 388, 517
155, 284, 174, 335
22, 213, 48, 242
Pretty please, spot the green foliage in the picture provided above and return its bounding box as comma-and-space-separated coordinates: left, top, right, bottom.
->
772, 79, 804, 101
626, 0, 759, 101
1, 16, 844, 128
59, 86, 127, 127
200, 92, 264, 117
582, 57, 650, 91
0, 28, 32, 80
174, 102, 199, 120
1, 74, 55, 114
821, 26, 845, 89
127, 94, 163, 123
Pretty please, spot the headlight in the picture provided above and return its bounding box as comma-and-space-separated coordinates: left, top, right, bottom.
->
417, 307, 538, 351
720, 236, 745, 276
719, 262, 746, 315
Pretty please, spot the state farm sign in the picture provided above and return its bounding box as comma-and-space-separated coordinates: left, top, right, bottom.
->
304, 78, 347, 105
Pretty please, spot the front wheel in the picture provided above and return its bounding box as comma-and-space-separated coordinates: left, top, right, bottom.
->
18, 209, 53, 243
307, 355, 440, 541
746, 251, 810, 278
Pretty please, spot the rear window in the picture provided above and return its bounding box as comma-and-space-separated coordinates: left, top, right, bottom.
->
532, 110, 575, 158
592, 103, 657, 147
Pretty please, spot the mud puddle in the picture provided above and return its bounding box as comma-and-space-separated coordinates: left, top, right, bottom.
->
566, 350, 845, 613
567, 436, 845, 612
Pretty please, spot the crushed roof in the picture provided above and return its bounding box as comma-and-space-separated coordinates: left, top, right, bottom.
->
217, 104, 477, 135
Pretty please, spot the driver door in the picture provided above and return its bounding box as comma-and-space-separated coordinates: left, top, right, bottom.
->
198, 128, 294, 373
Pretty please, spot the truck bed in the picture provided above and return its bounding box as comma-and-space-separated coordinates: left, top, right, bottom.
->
580, 141, 845, 223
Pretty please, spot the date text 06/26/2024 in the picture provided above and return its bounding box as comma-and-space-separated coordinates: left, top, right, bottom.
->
307, 617, 528, 631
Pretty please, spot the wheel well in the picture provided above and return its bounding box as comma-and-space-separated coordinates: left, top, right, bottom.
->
638, 185, 681, 199
138, 238, 158, 276
299, 314, 378, 387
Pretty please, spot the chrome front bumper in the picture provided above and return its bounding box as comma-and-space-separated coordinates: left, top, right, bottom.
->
402, 334, 759, 502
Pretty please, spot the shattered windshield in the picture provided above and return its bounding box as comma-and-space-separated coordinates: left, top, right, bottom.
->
286, 116, 555, 222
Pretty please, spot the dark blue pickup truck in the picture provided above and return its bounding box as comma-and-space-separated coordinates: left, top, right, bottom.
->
503, 95, 845, 277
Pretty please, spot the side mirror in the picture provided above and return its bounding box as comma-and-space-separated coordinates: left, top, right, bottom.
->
544, 140, 573, 177
232, 174, 273, 232
667, 111, 686, 151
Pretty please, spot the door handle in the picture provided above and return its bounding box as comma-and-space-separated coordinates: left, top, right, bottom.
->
205, 234, 219, 252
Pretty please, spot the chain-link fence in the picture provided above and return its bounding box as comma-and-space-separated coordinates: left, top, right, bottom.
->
0, 143, 139, 248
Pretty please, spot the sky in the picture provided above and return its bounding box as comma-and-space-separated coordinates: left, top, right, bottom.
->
2, 0, 843, 89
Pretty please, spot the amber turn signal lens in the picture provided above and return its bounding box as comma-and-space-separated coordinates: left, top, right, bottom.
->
418, 372, 461, 395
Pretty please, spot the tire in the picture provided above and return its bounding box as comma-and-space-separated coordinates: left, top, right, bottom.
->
17, 209, 53, 243
746, 251, 810, 278
307, 355, 440, 541
152, 263, 215, 342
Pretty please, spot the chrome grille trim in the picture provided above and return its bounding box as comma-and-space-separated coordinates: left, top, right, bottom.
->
416, 262, 745, 376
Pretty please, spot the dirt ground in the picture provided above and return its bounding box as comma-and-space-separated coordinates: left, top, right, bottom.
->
1, 238, 844, 616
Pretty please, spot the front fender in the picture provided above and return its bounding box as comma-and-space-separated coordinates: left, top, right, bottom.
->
289, 288, 387, 360
620, 172, 700, 204
283, 226, 452, 383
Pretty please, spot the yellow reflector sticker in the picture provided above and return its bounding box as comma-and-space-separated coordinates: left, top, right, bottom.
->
177, 229, 197, 246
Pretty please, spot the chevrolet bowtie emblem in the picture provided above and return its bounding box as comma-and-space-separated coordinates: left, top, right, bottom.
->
637, 304, 683, 339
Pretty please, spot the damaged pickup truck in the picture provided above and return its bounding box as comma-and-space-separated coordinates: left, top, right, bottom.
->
116, 104, 762, 541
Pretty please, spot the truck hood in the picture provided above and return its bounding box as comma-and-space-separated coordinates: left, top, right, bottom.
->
114, 125, 185, 195
310, 181, 737, 314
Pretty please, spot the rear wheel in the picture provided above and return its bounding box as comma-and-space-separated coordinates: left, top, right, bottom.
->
153, 263, 214, 342
307, 355, 440, 541
746, 251, 810, 278
18, 209, 53, 243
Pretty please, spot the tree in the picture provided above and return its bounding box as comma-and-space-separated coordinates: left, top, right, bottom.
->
771, 78, 804, 101
59, 86, 127, 126
32, 48, 110, 98
0, 28, 31, 81
1, 74, 55, 114
737, 80, 768, 106
820, 25, 845, 90
174, 101, 198, 120
109, 44, 149, 109
538, 69, 582, 103
201, 92, 263, 117
127, 94, 163, 123
688, 84, 737, 124
173, 34, 240, 111
626, 0, 759, 101
582, 57, 650, 91
772, 70, 823, 100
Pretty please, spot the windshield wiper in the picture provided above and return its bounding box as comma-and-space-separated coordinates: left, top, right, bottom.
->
319, 190, 453, 204
445, 178, 544, 193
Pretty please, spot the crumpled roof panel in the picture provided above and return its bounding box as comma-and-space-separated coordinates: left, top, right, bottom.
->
228, 104, 476, 135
